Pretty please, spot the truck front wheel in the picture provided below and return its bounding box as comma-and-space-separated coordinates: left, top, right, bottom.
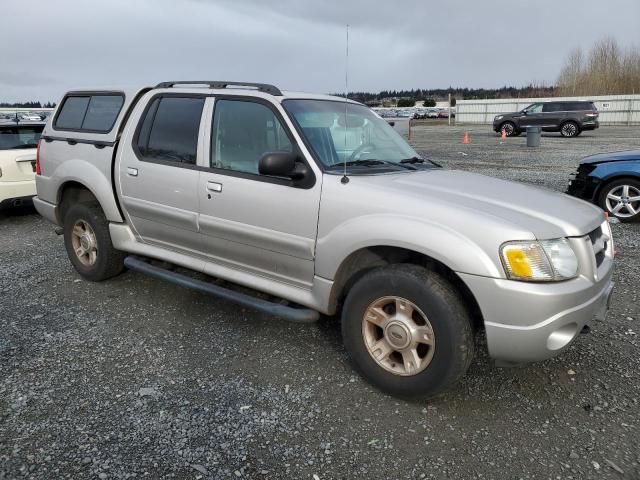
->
63, 203, 125, 281
341, 264, 474, 398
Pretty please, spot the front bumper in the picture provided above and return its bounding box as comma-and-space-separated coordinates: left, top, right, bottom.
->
459, 228, 614, 363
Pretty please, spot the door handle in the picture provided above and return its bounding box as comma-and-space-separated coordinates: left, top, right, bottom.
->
127, 167, 138, 177
207, 181, 223, 193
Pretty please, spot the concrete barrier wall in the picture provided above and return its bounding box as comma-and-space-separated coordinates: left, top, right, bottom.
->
456, 95, 640, 125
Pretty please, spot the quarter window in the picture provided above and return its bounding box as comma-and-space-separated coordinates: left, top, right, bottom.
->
136, 97, 205, 165
54, 94, 124, 132
211, 100, 293, 174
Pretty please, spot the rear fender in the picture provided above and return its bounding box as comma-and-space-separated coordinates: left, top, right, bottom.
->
54, 159, 122, 222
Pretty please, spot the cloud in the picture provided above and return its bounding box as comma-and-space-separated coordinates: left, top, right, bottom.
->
1, 0, 638, 102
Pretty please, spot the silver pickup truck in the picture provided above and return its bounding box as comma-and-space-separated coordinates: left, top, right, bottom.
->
34, 81, 614, 398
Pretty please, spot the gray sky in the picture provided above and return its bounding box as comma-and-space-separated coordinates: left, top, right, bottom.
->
2, 0, 639, 102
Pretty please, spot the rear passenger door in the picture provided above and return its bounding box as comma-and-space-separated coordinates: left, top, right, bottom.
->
197, 97, 321, 288
541, 102, 565, 128
117, 94, 206, 254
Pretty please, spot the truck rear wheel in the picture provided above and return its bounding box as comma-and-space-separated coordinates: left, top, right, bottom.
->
341, 264, 474, 398
63, 203, 125, 281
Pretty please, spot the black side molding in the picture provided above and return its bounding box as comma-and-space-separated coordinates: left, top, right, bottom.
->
123, 256, 319, 324
41, 135, 115, 148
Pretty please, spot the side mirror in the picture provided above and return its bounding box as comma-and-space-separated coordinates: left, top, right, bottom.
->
259, 152, 300, 178
521, 110, 528, 115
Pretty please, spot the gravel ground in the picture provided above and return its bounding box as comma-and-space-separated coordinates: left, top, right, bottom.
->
1, 125, 639, 479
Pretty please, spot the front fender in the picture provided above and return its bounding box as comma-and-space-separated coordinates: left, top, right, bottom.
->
51, 159, 122, 223
315, 214, 504, 280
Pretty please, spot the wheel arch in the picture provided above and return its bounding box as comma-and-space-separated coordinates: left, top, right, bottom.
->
592, 173, 640, 203
327, 245, 484, 332
52, 159, 123, 224
58, 180, 105, 224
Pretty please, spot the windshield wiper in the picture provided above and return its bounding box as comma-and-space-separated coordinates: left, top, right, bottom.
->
344, 159, 386, 167
400, 156, 441, 168
329, 159, 414, 170
399, 156, 425, 164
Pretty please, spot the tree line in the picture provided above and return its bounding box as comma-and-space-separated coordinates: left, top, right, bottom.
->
339, 37, 639, 106
0, 101, 56, 108
338, 85, 557, 105
557, 37, 640, 96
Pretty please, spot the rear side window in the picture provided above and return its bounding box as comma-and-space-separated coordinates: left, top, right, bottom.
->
54, 94, 124, 132
565, 102, 593, 111
543, 103, 564, 112
136, 96, 204, 165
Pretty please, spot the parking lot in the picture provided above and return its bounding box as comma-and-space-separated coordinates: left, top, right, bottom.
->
1, 126, 639, 479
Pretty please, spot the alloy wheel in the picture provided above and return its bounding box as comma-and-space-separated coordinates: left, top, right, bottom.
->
605, 184, 640, 218
362, 296, 435, 376
71, 219, 99, 266
561, 122, 578, 137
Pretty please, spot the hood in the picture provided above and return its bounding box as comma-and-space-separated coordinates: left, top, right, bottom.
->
359, 169, 603, 239
579, 149, 640, 165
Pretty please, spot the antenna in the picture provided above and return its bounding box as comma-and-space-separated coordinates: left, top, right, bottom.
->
341, 24, 350, 185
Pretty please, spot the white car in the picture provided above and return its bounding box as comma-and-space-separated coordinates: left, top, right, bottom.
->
19, 113, 43, 121
0, 121, 45, 209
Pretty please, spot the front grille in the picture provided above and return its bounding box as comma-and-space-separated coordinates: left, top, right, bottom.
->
588, 225, 608, 268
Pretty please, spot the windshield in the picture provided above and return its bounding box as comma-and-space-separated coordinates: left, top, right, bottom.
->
0, 126, 44, 150
283, 99, 424, 170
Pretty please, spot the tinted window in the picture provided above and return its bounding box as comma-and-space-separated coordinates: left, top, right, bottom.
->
543, 103, 565, 112
566, 102, 594, 111
211, 100, 292, 174
82, 95, 124, 131
0, 126, 44, 150
137, 97, 204, 165
55, 97, 90, 129
55, 94, 124, 132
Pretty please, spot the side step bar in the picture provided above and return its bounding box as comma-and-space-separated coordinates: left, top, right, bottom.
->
124, 256, 319, 324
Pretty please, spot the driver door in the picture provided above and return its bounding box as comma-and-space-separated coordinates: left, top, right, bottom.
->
197, 97, 322, 288
521, 103, 544, 127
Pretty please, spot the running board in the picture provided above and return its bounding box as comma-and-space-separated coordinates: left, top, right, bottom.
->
123, 256, 319, 324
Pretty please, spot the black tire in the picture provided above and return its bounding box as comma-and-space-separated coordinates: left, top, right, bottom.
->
341, 264, 474, 398
499, 121, 518, 137
63, 203, 125, 281
560, 121, 580, 137
598, 177, 640, 223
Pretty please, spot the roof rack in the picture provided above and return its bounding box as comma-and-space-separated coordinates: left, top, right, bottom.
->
154, 81, 282, 96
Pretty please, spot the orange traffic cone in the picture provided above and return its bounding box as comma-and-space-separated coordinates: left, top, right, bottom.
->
463, 131, 470, 144
501, 128, 507, 141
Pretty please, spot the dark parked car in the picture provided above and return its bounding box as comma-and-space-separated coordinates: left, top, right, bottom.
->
567, 149, 640, 222
493, 101, 599, 138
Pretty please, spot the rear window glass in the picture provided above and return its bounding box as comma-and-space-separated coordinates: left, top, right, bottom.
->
136, 96, 204, 165
565, 102, 593, 111
54, 94, 124, 132
0, 126, 44, 150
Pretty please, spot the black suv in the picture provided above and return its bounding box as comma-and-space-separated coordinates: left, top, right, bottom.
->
493, 101, 599, 138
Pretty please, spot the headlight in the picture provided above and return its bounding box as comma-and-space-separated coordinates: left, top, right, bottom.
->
501, 239, 578, 282
495, 115, 503, 121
